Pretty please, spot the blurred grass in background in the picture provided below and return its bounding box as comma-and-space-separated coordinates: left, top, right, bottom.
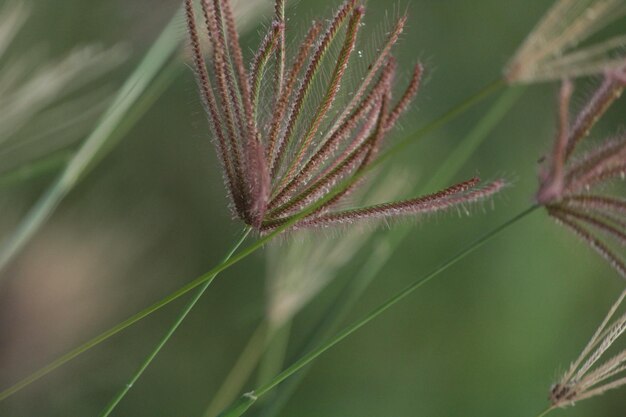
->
1, 0, 625, 416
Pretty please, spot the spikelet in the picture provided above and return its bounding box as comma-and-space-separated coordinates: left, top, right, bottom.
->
538, 65, 626, 279
506, 0, 626, 83
550, 289, 626, 408
184, 0, 504, 233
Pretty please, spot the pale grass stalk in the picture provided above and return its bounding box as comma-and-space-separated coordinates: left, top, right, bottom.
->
0, 1, 28, 58
506, 0, 626, 83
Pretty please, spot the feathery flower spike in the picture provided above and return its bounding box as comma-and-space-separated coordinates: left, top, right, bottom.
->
538, 64, 626, 279
550, 289, 626, 408
184, 0, 504, 233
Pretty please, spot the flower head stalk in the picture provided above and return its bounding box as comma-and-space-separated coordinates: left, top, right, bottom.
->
185, 0, 504, 233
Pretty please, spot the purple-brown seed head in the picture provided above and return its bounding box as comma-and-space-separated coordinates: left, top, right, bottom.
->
184, 0, 504, 233
538, 64, 626, 278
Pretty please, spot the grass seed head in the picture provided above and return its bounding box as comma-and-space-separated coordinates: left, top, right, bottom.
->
506, 0, 626, 84
185, 0, 504, 234
538, 65, 626, 279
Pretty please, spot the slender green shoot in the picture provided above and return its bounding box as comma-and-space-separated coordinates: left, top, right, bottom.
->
218, 205, 540, 417
98, 228, 251, 417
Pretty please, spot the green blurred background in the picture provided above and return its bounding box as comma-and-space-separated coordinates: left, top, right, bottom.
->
1, 0, 626, 416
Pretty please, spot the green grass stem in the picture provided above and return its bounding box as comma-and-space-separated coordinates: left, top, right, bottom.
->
217, 205, 540, 417
98, 228, 251, 417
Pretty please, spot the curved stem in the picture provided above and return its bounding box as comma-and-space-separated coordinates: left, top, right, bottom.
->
218, 205, 540, 417
98, 228, 251, 417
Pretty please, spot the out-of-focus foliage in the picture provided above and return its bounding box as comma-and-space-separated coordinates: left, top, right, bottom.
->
0, 1, 125, 174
